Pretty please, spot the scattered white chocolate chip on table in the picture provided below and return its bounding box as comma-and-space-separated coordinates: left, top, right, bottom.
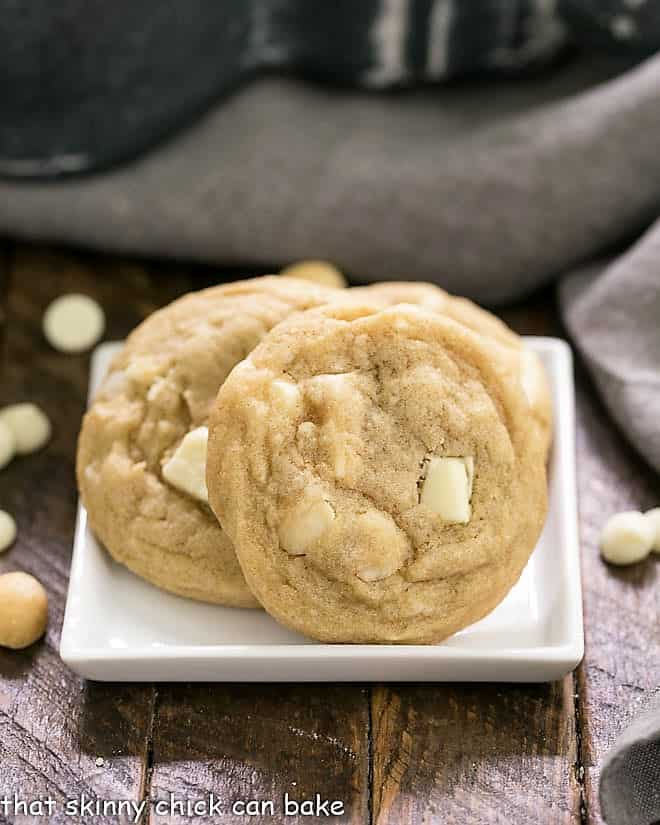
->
162, 426, 209, 503
644, 507, 660, 553
0, 510, 17, 552
420, 456, 474, 523
0, 419, 15, 469
0, 403, 51, 455
599, 510, 655, 565
43, 293, 105, 353
0, 571, 48, 650
280, 260, 347, 289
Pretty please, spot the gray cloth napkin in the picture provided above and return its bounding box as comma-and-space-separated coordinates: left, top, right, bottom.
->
0, 49, 657, 825
0, 51, 657, 471
599, 690, 660, 825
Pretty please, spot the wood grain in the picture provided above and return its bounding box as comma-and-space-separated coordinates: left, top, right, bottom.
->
149, 684, 369, 824
572, 365, 659, 824
0, 248, 164, 824
372, 680, 580, 825
0, 249, 656, 825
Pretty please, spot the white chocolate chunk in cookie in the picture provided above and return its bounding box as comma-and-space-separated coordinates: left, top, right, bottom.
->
125, 357, 163, 387
280, 260, 347, 289
0, 403, 51, 455
0, 420, 15, 469
420, 456, 474, 523
279, 497, 335, 555
600, 511, 654, 565
270, 379, 302, 414
162, 426, 209, 503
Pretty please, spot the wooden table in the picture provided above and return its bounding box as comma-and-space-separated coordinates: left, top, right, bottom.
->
0, 244, 657, 825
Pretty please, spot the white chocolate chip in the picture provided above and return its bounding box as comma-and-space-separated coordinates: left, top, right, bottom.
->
420, 456, 474, 523
270, 379, 302, 414
43, 293, 105, 353
0, 511, 17, 552
0, 404, 51, 455
280, 260, 347, 289
0, 420, 16, 469
125, 356, 164, 387
357, 566, 387, 582
0, 572, 48, 649
162, 426, 209, 503
644, 508, 660, 554
278, 498, 335, 555
600, 511, 654, 565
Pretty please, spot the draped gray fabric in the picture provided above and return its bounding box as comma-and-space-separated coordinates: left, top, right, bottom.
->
0, 52, 657, 476
599, 691, 660, 825
0, 49, 657, 825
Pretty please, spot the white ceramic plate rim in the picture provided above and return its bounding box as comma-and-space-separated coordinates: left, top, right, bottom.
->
61, 336, 583, 682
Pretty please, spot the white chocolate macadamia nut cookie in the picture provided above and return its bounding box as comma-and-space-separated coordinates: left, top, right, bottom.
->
207, 302, 548, 643
77, 276, 339, 606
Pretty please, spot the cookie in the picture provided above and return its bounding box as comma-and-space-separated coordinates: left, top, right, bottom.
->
77, 276, 338, 606
207, 301, 548, 642
352, 282, 552, 455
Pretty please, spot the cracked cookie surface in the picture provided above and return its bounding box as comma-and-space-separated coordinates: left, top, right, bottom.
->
76, 276, 337, 606
207, 302, 548, 642
352, 282, 552, 456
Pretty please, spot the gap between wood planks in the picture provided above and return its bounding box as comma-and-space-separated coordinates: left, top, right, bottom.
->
367, 686, 374, 825
139, 687, 159, 825
573, 671, 589, 825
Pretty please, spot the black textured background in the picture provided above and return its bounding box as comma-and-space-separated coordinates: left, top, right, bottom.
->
0, 0, 658, 178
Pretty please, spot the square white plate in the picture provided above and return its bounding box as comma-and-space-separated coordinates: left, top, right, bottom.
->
61, 337, 583, 682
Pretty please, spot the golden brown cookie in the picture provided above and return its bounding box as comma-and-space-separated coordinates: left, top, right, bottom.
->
352, 282, 552, 456
207, 302, 548, 642
77, 276, 338, 606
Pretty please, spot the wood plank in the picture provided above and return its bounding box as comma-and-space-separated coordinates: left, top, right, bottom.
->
3, 254, 653, 825
149, 684, 370, 824
0, 246, 196, 823
371, 292, 581, 825
372, 680, 580, 825
572, 364, 659, 824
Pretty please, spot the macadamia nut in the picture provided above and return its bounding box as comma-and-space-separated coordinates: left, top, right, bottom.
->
600, 511, 654, 565
0, 572, 48, 649
43, 293, 105, 353
280, 260, 347, 289
0, 403, 51, 454
0, 510, 17, 552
